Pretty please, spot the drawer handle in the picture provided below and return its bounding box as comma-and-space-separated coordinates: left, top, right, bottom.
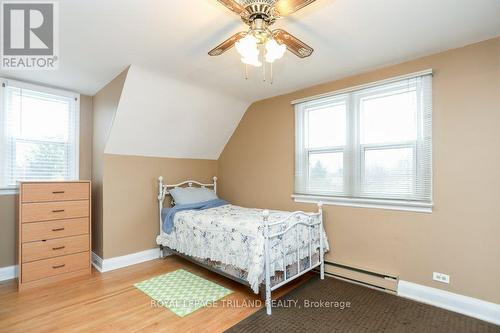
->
52, 264, 66, 269
52, 227, 65, 232
52, 191, 65, 194
52, 246, 66, 250
52, 209, 65, 213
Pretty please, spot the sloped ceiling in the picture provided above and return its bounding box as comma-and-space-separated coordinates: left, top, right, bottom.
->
0, 0, 498, 100
105, 66, 249, 159
0, 0, 498, 159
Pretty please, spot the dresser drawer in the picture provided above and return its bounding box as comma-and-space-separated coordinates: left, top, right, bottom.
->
22, 234, 89, 263
22, 252, 89, 283
21, 182, 89, 203
22, 218, 89, 242
21, 200, 89, 223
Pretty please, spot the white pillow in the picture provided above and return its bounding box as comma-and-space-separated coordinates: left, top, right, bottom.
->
170, 187, 218, 205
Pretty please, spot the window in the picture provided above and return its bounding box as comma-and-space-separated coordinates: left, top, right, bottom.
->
294, 71, 432, 212
0, 79, 79, 192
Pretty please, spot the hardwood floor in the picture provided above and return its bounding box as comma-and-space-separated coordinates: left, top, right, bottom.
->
0, 256, 312, 333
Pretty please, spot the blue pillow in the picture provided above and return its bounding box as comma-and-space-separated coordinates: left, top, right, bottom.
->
170, 187, 218, 205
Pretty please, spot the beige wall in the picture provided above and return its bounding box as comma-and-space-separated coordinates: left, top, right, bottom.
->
80, 95, 93, 180
0, 95, 94, 267
218, 37, 500, 303
2, 37, 497, 307
91, 68, 129, 257
101, 154, 217, 258
0, 195, 16, 267
90, 68, 220, 260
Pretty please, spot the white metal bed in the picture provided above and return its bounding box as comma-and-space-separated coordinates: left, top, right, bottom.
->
157, 176, 325, 315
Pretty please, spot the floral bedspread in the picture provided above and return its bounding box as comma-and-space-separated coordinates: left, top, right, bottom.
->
156, 204, 329, 293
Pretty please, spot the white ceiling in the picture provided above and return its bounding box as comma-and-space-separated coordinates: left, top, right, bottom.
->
0, 0, 499, 102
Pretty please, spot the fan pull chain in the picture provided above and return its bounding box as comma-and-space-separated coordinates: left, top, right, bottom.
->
270, 62, 273, 84
261, 44, 266, 82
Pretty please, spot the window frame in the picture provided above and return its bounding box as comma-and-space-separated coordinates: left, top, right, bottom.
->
292, 70, 433, 213
0, 78, 80, 194
296, 94, 350, 197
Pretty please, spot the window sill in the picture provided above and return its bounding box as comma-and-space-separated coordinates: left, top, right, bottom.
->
292, 194, 433, 213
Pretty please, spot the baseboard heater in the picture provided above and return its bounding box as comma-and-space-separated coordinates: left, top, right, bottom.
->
320, 261, 399, 293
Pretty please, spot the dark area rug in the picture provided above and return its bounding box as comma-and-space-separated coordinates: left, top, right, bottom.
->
225, 277, 500, 333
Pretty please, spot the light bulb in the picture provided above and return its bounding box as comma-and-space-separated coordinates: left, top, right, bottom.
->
236, 34, 261, 67
265, 38, 286, 63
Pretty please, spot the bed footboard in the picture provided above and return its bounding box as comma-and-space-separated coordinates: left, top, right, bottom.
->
262, 204, 324, 315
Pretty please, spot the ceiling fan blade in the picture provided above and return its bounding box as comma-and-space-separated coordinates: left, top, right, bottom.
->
272, 29, 313, 58
216, 0, 247, 16
274, 0, 316, 16
208, 32, 247, 56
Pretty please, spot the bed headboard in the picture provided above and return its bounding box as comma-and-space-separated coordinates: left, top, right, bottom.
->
158, 176, 217, 202
157, 176, 218, 234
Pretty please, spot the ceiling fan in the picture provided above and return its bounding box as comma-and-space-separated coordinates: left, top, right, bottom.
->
208, 0, 317, 82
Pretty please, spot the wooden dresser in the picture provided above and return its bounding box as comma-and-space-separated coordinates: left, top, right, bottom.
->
18, 181, 91, 290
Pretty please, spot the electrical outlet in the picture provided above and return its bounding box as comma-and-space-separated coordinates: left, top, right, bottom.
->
433, 272, 450, 284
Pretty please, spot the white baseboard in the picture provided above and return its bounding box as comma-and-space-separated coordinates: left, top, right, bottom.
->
398, 280, 500, 326
91, 248, 161, 273
0, 265, 17, 281
91, 252, 104, 272
0, 249, 160, 280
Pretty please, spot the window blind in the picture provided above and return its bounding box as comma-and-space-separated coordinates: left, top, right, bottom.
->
0, 81, 79, 189
295, 72, 432, 203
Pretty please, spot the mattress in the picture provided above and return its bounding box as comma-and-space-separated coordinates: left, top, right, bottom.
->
156, 204, 329, 292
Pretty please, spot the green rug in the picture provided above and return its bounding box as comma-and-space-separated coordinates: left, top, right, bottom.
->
134, 269, 232, 317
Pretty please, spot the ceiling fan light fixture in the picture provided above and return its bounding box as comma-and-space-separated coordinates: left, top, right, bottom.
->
265, 38, 286, 63
236, 34, 259, 60
209, 0, 316, 81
